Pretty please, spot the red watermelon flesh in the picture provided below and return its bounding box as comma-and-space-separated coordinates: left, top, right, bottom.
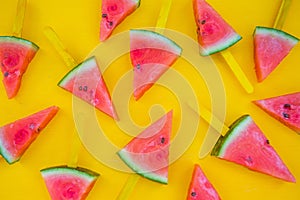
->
0, 106, 58, 164
130, 29, 182, 100
254, 92, 300, 134
0, 36, 39, 98
254, 26, 299, 82
41, 166, 99, 200
117, 110, 173, 184
187, 164, 221, 200
100, 0, 140, 41
211, 115, 295, 183
193, 0, 242, 56
58, 56, 118, 120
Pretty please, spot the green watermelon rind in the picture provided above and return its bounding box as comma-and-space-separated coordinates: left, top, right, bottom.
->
0, 129, 17, 164
58, 56, 96, 87
200, 34, 242, 56
254, 26, 300, 45
0, 36, 39, 51
117, 149, 168, 184
130, 29, 182, 56
40, 165, 100, 181
132, 0, 141, 8
211, 115, 249, 156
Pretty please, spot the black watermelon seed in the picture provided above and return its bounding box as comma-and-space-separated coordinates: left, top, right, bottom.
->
266, 140, 270, 144
102, 13, 107, 18
4, 71, 9, 77
283, 104, 291, 109
109, 21, 113, 26
283, 113, 290, 119
83, 86, 88, 91
191, 192, 197, 197
161, 137, 165, 144
79, 86, 83, 91
201, 20, 206, 24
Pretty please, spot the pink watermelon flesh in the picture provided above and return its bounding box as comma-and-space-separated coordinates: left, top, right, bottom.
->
130, 29, 182, 100
58, 56, 118, 120
254, 26, 299, 82
41, 166, 99, 200
187, 164, 221, 200
100, 0, 140, 41
193, 0, 242, 56
0, 106, 59, 164
211, 115, 295, 183
117, 110, 173, 184
0, 36, 39, 98
254, 92, 300, 134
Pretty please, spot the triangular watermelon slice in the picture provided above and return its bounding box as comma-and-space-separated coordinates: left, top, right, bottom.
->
100, 0, 140, 41
41, 166, 99, 200
117, 110, 173, 184
254, 26, 299, 82
186, 164, 221, 200
193, 0, 242, 56
211, 115, 295, 182
254, 92, 300, 134
0, 36, 39, 98
130, 30, 182, 100
0, 106, 59, 164
58, 56, 118, 120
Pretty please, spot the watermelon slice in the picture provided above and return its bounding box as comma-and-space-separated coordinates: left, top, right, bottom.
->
186, 164, 221, 200
211, 115, 295, 182
41, 166, 99, 200
254, 26, 299, 82
58, 56, 118, 120
130, 29, 182, 100
0, 36, 39, 98
193, 0, 242, 56
117, 110, 173, 184
0, 106, 59, 164
100, 0, 140, 41
254, 92, 300, 134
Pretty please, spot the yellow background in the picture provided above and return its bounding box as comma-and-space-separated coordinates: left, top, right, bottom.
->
0, 0, 299, 199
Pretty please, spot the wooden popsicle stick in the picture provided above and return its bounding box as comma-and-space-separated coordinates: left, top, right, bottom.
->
67, 129, 82, 168
185, 101, 229, 158
43, 26, 77, 68
116, 1, 173, 199
273, 0, 292, 29
12, 0, 27, 37
186, 101, 228, 136
220, 50, 254, 94
155, 0, 173, 34
116, 174, 140, 200
43, 27, 81, 167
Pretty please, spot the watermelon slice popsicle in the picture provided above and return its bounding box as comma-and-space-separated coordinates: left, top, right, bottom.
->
187, 103, 296, 182
43, 27, 118, 120
117, 110, 173, 199
193, 0, 253, 94
0, 106, 59, 164
100, 0, 141, 41
0, 0, 39, 99
253, 0, 299, 82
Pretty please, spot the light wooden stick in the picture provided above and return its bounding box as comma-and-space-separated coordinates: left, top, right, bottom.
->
43, 26, 77, 68
221, 50, 254, 94
12, 0, 27, 37
273, 0, 292, 29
